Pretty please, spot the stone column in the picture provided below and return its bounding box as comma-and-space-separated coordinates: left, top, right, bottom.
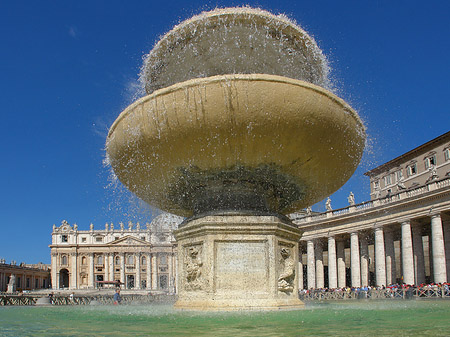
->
298, 253, 304, 290
401, 221, 415, 285
412, 224, 426, 285
104, 254, 109, 282
328, 236, 337, 289
444, 220, 450, 280
431, 214, 447, 283
109, 253, 114, 282
135, 253, 141, 289
146, 253, 152, 289
350, 232, 361, 287
51, 252, 58, 290
337, 239, 346, 288
151, 253, 158, 290
174, 251, 179, 293
120, 253, 125, 288
374, 227, 386, 286
315, 241, 324, 289
384, 228, 396, 285
89, 253, 95, 288
306, 240, 315, 289
360, 236, 369, 287
70, 253, 78, 289
168, 254, 174, 292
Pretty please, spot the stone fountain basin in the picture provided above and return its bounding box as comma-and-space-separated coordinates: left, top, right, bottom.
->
106, 74, 365, 217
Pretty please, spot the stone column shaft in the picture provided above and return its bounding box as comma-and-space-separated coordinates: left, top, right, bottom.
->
109, 254, 114, 282
384, 229, 396, 285
168, 254, 174, 292
306, 240, 315, 289
71, 253, 78, 289
444, 221, 450, 280
401, 221, 415, 285
151, 254, 158, 290
51, 252, 58, 290
89, 253, 95, 288
135, 253, 141, 289
431, 214, 447, 283
315, 241, 324, 289
120, 253, 125, 288
337, 240, 346, 288
350, 232, 361, 287
328, 236, 337, 289
298, 255, 304, 290
412, 225, 425, 285
360, 236, 369, 287
104, 254, 109, 282
146, 253, 152, 289
375, 227, 386, 286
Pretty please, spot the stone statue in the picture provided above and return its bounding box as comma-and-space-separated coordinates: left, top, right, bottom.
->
348, 192, 355, 206
326, 197, 332, 211
397, 176, 406, 190
120, 222, 124, 231
428, 165, 438, 181
128, 221, 133, 231
136, 222, 141, 231
74, 224, 78, 231
7, 274, 16, 293
306, 206, 312, 216
278, 247, 295, 293
185, 246, 203, 290
105, 223, 109, 231
110, 223, 114, 231
90, 223, 94, 231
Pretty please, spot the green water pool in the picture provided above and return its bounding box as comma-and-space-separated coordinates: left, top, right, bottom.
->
1, 300, 449, 336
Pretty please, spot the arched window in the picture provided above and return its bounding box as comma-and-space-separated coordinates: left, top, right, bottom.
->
97, 255, 103, 265
115, 256, 120, 265
81, 256, 87, 265
61, 255, 68, 266
127, 255, 134, 265
141, 256, 146, 265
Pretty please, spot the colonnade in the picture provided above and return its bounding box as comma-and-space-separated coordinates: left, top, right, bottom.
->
299, 213, 449, 289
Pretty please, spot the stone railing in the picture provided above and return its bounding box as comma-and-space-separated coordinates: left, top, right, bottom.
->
0, 293, 177, 306
300, 286, 450, 301
294, 176, 450, 224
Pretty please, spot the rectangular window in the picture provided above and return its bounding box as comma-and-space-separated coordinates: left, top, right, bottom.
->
444, 149, 450, 162
96, 237, 103, 242
61, 235, 68, 243
81, 237, 86, 243
425, 155, 436, 169
384, 175, 391, 186
373, 180, 380, 189
395, 170, 403, 181
407, 164, 417, 177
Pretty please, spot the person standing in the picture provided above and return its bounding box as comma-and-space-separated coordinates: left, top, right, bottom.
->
113, 289, 122, 305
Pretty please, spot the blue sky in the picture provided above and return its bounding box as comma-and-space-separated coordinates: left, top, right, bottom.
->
1, 0, 449, 264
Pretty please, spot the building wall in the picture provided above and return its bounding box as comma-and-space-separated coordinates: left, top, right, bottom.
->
366, 131, 450, 199
0, 263, 50, 292
49, 214, 182, 291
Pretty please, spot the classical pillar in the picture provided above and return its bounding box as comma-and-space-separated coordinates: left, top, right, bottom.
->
431, 214, 447, 283
384, 228, 396, 285
298, 252, 304, 290
89, 253, 95, 288
360, 236, 369, 287
444, 220, 450, 280
70, 253, 78, 289
401, 221, 415, 285
374, 227, 386, 286
120, 253, 125, 288
168, 254, 174, 292
174, 250, 179, 293
337, 239, 346, 288
146, 253, 152, 289
151, 253, 158, 290
135, 253, 141, 289
104, 254, 109, 282
51, 252, 58, 290
315, 241, 324, 289
412, 224, 426, 285
350, 232, 361, 287
328, 236, 337, 289
109, 253, 114, 282
306, 240, 315, 289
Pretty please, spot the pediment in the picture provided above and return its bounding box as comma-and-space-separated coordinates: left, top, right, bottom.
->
107, 235, 149, 246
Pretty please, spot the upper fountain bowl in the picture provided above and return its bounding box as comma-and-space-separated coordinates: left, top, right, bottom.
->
142, 7, 330, 94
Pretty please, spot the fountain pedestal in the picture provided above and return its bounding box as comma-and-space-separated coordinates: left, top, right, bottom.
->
174, 214, 304, 310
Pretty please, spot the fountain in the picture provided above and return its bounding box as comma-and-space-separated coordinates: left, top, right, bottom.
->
106, 7, 365, 310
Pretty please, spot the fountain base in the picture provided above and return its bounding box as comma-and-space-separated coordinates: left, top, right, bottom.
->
173, 214, 304, 311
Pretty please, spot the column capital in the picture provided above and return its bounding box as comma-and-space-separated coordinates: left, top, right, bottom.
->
430, 212, 441, 220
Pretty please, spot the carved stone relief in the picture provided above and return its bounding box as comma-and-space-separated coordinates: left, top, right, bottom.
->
184, 244, 204, 291
278, 245, 295, 293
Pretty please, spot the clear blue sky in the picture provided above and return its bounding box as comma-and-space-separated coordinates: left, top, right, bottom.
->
1, 0, 449, 264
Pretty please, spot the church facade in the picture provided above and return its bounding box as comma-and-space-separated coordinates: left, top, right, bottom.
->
49, 214, 183, 291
